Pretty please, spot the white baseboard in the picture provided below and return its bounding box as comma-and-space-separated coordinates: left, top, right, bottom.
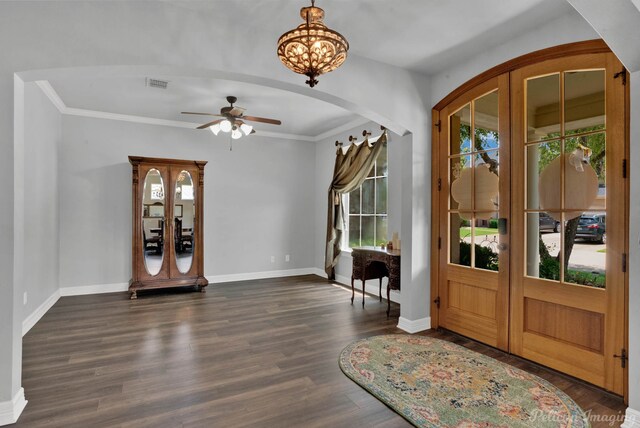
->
207, 268, 318, 284
622, 408, 640, 428
311, 268, 401, 304
397, 316, 431, 333
22, 290, 60, 336
0, 388, 27, 426
60, 282, 128, 296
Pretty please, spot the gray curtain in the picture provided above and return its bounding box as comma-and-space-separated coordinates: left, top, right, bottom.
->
325, 131, 387, 279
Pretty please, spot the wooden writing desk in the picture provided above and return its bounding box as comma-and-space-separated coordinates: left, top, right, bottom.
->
351, 247, 401, 317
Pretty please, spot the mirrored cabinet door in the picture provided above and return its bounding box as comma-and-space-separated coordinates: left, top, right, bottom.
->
129, 157, 208, 299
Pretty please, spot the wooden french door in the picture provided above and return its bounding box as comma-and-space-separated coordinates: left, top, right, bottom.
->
437, 75, 511, 351
510, 52, 626, 394
435, 49, 627, 395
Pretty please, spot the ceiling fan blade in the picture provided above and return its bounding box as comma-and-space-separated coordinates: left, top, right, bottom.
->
241, 115, 282, 125
181, 112, 223, 117
196, 119, 223, 130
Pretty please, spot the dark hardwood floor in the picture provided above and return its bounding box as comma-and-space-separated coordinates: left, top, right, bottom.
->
18, 275, 625, 427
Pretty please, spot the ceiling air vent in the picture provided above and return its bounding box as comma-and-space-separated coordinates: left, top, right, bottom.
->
145, 78, 169, 89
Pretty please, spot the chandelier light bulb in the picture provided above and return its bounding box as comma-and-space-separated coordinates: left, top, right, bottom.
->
220, 119, 232, 133
231, 129, 242, 139
210, 123, 221, 135
240, 123, 253, 135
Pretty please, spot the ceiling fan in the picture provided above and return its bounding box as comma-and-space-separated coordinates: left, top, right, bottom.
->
181, 96, 282, 138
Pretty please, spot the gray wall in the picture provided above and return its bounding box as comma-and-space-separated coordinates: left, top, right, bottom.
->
58, 115, 316, 288
23, 83, 61, 321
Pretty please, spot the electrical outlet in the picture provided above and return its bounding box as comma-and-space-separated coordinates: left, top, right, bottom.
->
285, 254, 290, 262
23, 292, 28, 306
270, 255, 275, 263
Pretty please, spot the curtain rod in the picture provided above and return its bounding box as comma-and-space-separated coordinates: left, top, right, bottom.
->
336, 125, 386, 147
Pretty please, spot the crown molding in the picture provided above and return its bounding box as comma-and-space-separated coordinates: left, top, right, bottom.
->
36, 80, 364, 143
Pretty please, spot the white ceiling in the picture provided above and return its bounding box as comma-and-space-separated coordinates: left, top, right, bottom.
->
44, 0, 579, 139
48, 76, 363, 137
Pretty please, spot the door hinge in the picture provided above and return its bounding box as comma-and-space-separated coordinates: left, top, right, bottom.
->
434, 296, 441, 309
437, 178, 442, 191
622, 253, 627, 273
614, 67, 627, 85
623, 159, 627, 179
434, 120, 441, 131
438, 237, 442, 250
614, 348, 628, 368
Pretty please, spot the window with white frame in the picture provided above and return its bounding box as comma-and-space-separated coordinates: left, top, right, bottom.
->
343, 143, 388, 249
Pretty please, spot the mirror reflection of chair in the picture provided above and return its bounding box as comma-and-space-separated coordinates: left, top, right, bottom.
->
144, 218, 164, 254
174, 217, 194, 254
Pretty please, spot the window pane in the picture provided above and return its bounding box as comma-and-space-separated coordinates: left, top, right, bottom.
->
450, 104, 471, 155
376, 177, 387, 214
349, 188, 360, 214
361, 216, 375, 246
526, 74, 560, 142
474, 90, 499, 151
565, 133, 606, 212
362, 179, 375, 214
375, 216, 388, 247
449, 155, 472, 212
474, 150, 499, 211
564, 213, 606, 288
450, 212, 471, 267
527, 140, 561, 210
526, 212, 561, 281
376, 144, 388, 177
473, 213, 500, 271
565, 70, 605, 136
349, 216, 360, 248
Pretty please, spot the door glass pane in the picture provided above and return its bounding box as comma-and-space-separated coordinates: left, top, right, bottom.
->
526, 212, 561, 281
526, 74, 560, 142
473, 213, 500, 271
527, 141, 561, 210
474, 90, 500, 151
174, 171, 194, 274
361, 179, 374, 214
450, 155, 473, 212
450, 212, 472, 267
565, 133, 606, 212
348, 216, 360, 248
450, 104, 472, 155
376, 177, 387, 214
375, 216, 388, 247
474, 150, 499, 211
565, 70, 605, 136
142, 169, 165, 276
564, 214, 606, 288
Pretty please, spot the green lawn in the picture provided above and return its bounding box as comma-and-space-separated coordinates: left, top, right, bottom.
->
460, 227, 499, 238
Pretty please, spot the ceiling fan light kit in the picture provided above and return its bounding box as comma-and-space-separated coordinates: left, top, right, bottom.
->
277, 0, 349, 87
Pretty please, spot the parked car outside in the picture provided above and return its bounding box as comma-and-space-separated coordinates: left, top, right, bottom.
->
576, 214, 606, 244
539, 212, 560, 233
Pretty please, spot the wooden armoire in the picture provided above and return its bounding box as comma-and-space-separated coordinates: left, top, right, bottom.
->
129, 156, 208, 299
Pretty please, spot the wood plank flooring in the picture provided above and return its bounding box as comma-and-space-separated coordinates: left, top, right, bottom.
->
18, 275, 625, 427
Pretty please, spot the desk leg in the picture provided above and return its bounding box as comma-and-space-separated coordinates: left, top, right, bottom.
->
350, 276, 354, 304
387, 286, 391, 318
379, 278, 383, 302
362, 278, 366, 307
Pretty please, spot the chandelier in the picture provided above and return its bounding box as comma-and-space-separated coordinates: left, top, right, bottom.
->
277, 0, 349, 88
209, 119, 253, 140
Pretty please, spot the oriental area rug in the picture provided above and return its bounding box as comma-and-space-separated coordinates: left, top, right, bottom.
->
338, 335, 590, 428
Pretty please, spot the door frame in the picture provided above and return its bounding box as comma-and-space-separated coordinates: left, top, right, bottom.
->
430, 39, 629, 400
